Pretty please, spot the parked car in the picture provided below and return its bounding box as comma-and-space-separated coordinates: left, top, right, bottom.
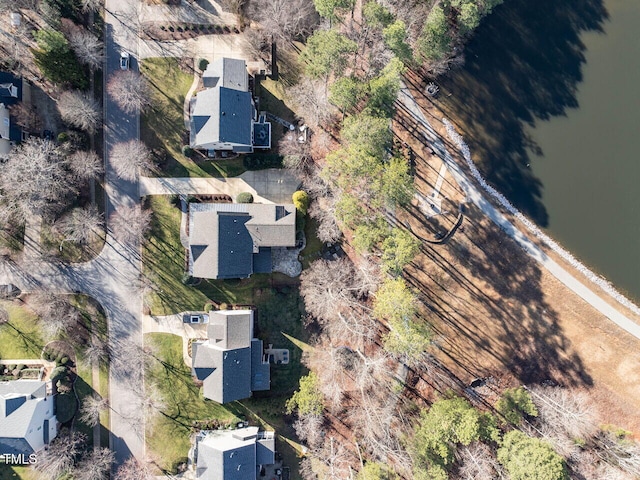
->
183, 312, 209, 324
120, 51, 130, 70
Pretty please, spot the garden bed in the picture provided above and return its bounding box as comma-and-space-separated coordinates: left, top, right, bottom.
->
142, 23, 241, 41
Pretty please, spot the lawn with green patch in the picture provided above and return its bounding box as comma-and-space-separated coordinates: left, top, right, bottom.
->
0, 466, 37, 480
240, 287, 309, 480
145, 333, 240, 473
300, 215, 324, 269
144, 196, 275, 315
0, 302, 44, 360
140, 57, 246, 178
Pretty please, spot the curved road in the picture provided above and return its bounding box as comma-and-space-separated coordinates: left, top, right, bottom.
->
0, 0, 147, 464
397, 85, 640, 341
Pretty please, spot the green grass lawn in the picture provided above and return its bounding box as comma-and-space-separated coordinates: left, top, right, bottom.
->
140, 57, 246, 178
300, 216, 324, 269
240, 288, 309, 480
0, 302, 44, 360
144, 196, 276, 315
0, 466, 37, 480
145, 333, 240, 473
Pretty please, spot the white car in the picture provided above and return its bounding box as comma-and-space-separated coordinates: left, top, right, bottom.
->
120, 51, 130, 70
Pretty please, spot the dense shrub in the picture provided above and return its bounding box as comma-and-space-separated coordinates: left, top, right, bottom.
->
182, 145, 194, 157
236, 192, 254, 203
57, 132, 69, 143
292, 190, 309, 214
243, 154, 283, 170
198, 58, 209, 71
204, 302, 215, 312
55, 392, 77, 423
218, 303, 229, 310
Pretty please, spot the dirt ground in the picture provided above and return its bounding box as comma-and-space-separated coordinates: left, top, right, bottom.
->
394, 72, 640, 435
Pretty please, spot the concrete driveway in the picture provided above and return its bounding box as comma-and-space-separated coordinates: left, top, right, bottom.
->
139, 169, 301, 204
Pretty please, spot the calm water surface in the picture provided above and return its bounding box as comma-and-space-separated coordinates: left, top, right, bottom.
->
440, 0, 640, 300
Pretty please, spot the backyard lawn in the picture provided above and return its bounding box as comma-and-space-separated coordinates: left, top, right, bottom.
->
144, 195, 279, 315
0, 302, 44, 360
145, 333, 240, 473
0, 467, 36, 480
140, 57, 246, 178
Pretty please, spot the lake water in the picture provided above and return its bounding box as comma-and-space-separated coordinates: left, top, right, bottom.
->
437, 0, 640, 301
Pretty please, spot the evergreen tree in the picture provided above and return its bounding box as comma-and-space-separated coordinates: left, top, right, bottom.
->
497, 430, 568, 480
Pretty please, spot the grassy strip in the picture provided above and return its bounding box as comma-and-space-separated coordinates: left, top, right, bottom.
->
0, 302, 44, 359
0, 466, 37, 480
145, 333, 239, 473
140, 57, 246, 178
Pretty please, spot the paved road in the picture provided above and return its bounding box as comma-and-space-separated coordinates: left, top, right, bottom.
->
397, 85, 640, 341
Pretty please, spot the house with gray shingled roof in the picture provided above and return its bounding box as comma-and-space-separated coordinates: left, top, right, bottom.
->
0, 380, 57, 458
0, 71, 24, 156
194, 426, 276, 480
191, 310, 270, 403
188, 202, 296, 280
189, 58, 271, 154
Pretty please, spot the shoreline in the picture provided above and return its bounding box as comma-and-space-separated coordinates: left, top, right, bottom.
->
442, 119, 640, 321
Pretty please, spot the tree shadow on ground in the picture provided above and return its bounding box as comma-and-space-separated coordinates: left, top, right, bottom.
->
402, 203, 593, 389
431, 0, 609, 226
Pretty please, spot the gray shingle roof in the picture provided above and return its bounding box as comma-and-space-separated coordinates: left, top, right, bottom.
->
202, 58, 249, 91
195, 427, 275, 480
190, 58, 253, 151
207, 311, 253, 350
193, 311, 265, 403
0, 381, 56, 456
188, 203, 296, 280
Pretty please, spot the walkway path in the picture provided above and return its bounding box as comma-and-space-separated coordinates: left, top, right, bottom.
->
184, 58, 200, 129
139, 169, 301, 204
397, 85, 640, 341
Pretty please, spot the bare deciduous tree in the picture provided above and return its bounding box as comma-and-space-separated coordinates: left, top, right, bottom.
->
114, 457, 154, 480
293, 413, 325, 450
599, 432, 640, 478
84, 337, 109, 366
58, 90, 101, 133
32, 432, 86, 480
0, 138, 74, 220
249, 0, 318, 43
288, 78, 337, 128
456, 442, 499, 480
68, 28, 104, 70
74, 447, 114, 480
280, 131, 313, 177
107, 71, 151, 114
110, 140, 154, 181
30, 292, 82, 338
301, 258, 378, 345
529, 386, 599, 441
54, 205, 103, 245
308, 199, 342, 244
313, 348, 349, 410
110, 205, 152, 244
79, 394, 109, 427
67, 150, 103, 180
